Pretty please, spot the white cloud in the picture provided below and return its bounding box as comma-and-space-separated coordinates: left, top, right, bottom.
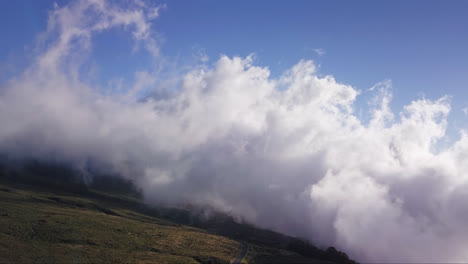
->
313, 48, 326, 56
462, 107, 468, 115
37, 0, 162, 76
1, 1, 468, 263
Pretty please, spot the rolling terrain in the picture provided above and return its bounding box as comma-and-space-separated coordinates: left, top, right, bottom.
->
0, 161, 356, 264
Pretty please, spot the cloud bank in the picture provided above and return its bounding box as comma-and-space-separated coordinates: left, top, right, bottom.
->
1, 1, 468, 262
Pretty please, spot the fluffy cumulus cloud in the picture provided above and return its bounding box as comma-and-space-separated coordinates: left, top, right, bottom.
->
1, 0, 468, 262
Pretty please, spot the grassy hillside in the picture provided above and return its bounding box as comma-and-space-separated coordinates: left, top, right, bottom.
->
0, 161, 356, 264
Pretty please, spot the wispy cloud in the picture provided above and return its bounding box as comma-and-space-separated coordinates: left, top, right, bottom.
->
37, 0, 163, 76
313, 48, 326, 56
462, 107, 468, 115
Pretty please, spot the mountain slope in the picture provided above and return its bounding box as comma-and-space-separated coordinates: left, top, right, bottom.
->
0, 162, 356, 264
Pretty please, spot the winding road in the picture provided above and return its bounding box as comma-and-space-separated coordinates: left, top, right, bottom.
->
232, 241, 248, 264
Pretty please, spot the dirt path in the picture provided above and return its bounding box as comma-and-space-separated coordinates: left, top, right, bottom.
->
232, 241, 248, 264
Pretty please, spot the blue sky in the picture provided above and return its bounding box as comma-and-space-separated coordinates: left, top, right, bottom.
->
1, 0, 468, 128
3, 2, 468, 261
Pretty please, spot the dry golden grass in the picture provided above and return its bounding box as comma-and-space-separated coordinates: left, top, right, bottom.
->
0, 185, 241, 263
0, 179, 350, 264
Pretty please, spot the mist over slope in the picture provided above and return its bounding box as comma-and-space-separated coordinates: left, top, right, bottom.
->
1, 1, 468, 262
